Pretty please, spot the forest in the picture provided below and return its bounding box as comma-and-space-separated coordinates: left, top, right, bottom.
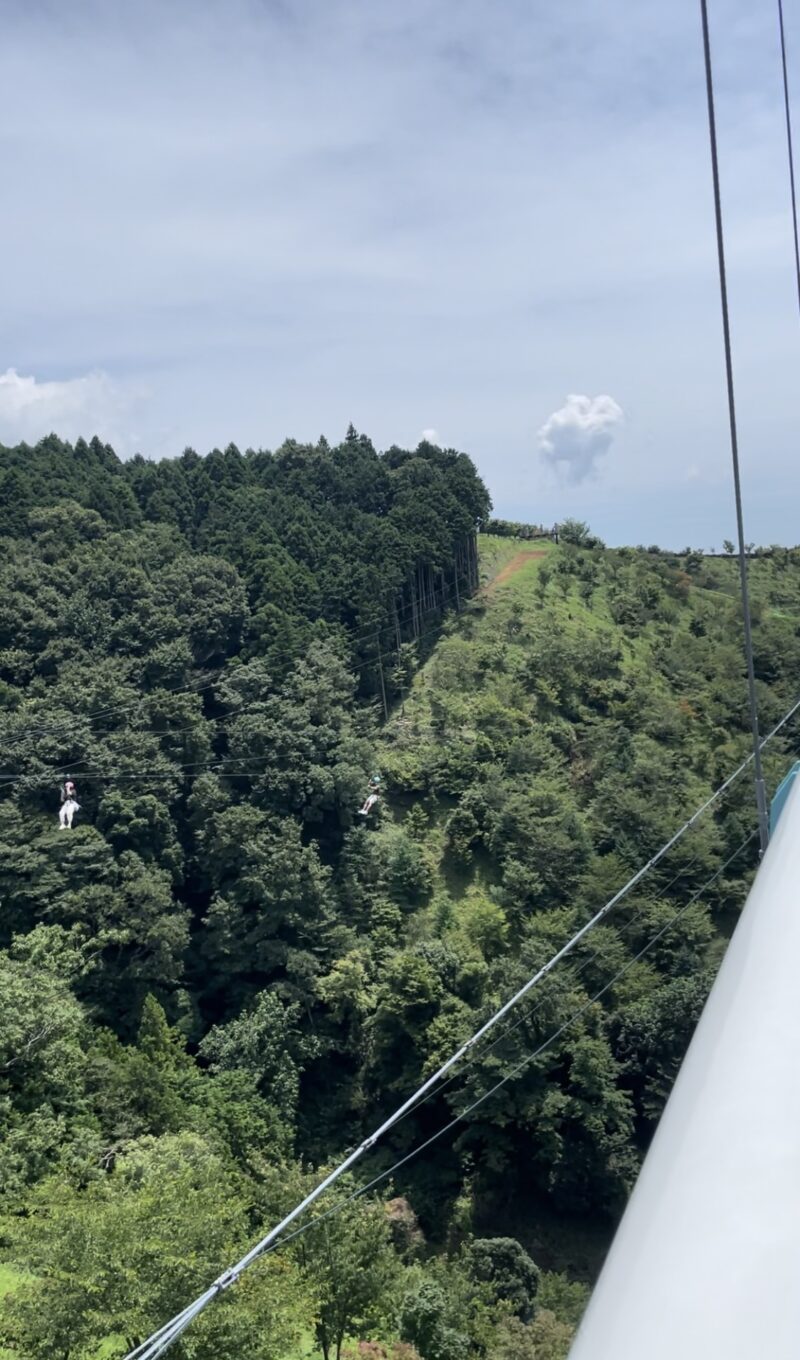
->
0, 430, 798, 1360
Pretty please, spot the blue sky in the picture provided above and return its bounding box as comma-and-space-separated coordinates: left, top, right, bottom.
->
2, 0, 800, 546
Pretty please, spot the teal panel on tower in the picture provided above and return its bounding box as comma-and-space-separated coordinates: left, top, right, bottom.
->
770, 761, 800, 837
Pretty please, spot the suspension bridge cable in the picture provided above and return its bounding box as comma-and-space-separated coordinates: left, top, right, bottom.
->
125, 831, 754, 1360
699, 0, 770, 854
777, 0, 800, 316
122, 752, 769, 1359
259, 832, 756, 1267
381, 830, 733, 1138
350, 770, 749, 1146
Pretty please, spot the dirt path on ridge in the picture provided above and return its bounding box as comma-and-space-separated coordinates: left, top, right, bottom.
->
484, 549, 547, 595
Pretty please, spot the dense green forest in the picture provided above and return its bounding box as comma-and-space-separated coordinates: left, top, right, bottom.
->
0, 431, 798, 1359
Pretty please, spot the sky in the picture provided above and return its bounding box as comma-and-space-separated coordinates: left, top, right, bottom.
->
2, 0, 800, 547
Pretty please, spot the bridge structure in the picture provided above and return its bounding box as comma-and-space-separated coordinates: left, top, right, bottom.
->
569, 765, 800, 1359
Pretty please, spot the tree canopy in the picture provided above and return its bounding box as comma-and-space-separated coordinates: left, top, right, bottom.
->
1, 432, 797, 1358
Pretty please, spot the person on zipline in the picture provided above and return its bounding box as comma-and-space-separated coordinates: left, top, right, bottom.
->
59, 797, 80, 830
358, 791, 379, 817
58, 777, 79, 829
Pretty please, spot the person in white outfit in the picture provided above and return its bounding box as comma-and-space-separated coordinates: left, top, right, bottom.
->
358, 792, 379, 817
59, 798, 80, 829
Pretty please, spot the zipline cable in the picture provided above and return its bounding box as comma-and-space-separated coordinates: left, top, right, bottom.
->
125, 831, 754, 1360
334, 566, 476, 655
0, 569, 474, 755
0, 580, 485, 791
0, 692, 315, 786
699, 0, 770, 854
2, 540, 768, 755
8, 540, 684, 769
5, 561, 792, 792
1, 558, 478, 745
0, 672, 222, 743
5, 685, 799, 797
777, 0, 800, 316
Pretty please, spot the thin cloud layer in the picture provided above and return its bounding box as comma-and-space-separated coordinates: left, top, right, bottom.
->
0, 368, 134, 450
538, 394, 624, 483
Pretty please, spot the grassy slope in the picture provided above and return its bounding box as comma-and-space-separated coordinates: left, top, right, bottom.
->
385, 529, 800, 917
381, 533, 622, 879
383, 535, 798, 806
0, 1267, 19, 1298
0, 1266, 25, 1359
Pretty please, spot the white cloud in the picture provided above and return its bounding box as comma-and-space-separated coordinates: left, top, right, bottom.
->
538, 393, 624, 484
0, 368, 136, 451
420, 427, 439, 443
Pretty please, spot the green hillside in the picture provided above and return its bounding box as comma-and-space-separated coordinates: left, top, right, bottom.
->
1, 438, 798, 1359
369, 533, 798, 1262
